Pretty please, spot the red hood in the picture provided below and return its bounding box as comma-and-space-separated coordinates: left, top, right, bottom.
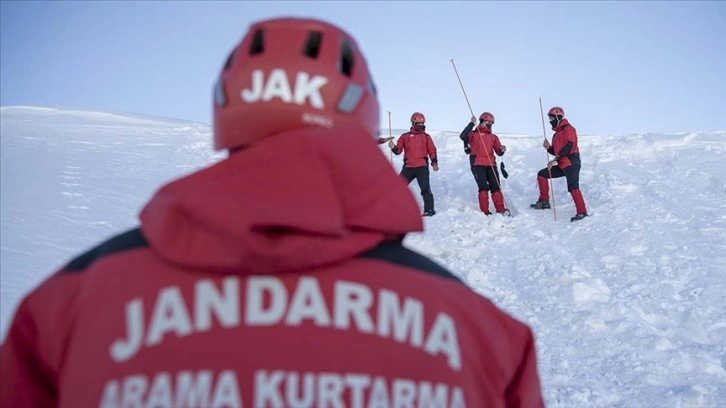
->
139, 124, 423, 274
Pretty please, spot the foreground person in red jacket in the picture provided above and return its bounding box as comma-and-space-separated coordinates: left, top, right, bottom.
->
459, 112, 510, 216
388, 112, 439, 216
531, 106, 588, 221
0, 17, 545, 408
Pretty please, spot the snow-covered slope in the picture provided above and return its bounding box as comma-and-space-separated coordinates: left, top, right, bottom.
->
1, 106, 724, 407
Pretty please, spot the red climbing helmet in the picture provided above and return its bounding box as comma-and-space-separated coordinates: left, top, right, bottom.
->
479, 112, 495, 123
410, 112, 426, 124
548, 106, 565, 117
213, 17, 380, 151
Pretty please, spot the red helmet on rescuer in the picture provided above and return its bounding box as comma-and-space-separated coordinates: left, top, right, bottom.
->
410, 112, 426, 124
213, 18, 380, 151
548, 106, 565, 117
479, 112, 495, 123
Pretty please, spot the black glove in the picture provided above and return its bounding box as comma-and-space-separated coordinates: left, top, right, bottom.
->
500, 162, 509, 179
464, 144, 471, 155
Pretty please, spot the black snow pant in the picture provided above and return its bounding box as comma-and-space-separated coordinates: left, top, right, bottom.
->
400, 166, 434, 213
537, 164, 580, 191
472, 165, 501, 193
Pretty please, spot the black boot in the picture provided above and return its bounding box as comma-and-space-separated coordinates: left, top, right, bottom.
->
530, 200, 551, 210
422, 191, 435, 217
570, 213, 588, 222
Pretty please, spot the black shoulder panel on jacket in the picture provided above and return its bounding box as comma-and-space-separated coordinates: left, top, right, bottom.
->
459, 122, 475, 141
64, 228, 148, 273
361, 240, 464, 284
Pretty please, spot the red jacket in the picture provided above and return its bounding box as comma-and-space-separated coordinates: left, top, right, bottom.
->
463, 125, 504, 167
392, 128, 438, 168
1, 124, 544, 408
549, 119, 579, 169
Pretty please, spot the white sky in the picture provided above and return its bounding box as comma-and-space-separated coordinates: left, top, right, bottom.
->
1, 1, 725, 135
1, 106, 724, 406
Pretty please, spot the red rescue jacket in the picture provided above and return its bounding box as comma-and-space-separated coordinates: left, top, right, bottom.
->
464, 126, 504, 167
392, 128, 438, 168
549, 119, 579, 169
1, 124, 544, 408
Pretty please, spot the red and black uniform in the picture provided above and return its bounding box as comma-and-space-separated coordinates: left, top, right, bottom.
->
460, 122, 507, 214
537, 118, 587, 214
1, 126, 543, 408
391, 127, 438, 214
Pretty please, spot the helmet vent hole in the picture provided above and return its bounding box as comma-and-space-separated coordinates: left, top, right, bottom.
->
249, 29, 264, 55
302, 31, 323, 58
339, 40, 355, 77
367, 77, 377, 96
223, 48, 236, 70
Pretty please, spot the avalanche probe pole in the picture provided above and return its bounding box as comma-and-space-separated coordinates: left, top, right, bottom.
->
539, 97, 557, 221
450, 58, 508, 211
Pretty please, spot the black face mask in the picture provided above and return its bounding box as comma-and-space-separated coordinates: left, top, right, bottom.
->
412, 123, 425, 131
549, 116, 561, 128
